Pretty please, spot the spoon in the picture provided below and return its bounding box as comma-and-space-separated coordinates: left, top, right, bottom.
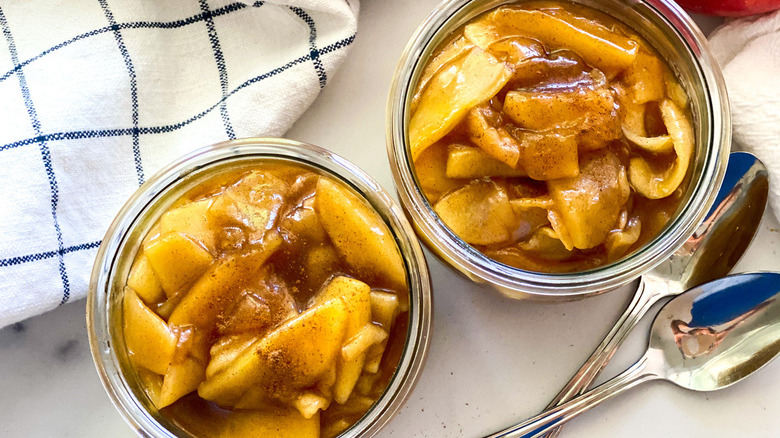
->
539, 151, 769, 438
488, 271, 780, 438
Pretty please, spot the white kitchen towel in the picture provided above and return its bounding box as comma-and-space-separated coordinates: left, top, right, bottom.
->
708, 10, 780, 219
0, 0, 359, 328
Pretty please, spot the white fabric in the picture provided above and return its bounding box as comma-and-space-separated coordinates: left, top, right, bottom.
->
0, 0, 359, 328
709, 11, 780, 219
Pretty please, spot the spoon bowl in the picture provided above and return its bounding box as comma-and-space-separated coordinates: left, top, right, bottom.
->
489, 272, 780, 438
653, 273, 780, 391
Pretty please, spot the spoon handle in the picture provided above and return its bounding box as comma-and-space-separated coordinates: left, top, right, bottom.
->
540, 276, 667, 438
486, 354, 660, 438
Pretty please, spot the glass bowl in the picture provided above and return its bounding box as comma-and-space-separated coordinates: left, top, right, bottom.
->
87, 138, 432, 437
386, 0, 731, 301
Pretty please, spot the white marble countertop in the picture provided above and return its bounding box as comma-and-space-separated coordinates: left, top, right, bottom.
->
1, 1, 779, 437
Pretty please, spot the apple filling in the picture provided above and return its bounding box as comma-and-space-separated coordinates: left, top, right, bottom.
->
410, 1, 694, 272
122, 164, 408, 438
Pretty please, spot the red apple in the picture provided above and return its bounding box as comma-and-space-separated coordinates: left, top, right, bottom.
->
675, 0, 780, 16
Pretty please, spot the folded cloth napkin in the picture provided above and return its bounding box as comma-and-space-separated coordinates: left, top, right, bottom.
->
708, 10, 780, 219
0, 0, 358, 328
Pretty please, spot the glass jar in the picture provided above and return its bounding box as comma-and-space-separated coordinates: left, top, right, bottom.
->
87, 138, 432, 437
386, 0, 730, 300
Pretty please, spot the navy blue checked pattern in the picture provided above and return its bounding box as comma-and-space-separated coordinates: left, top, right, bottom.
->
0, 2, 251, 85
0, 241, 101, 268
0, 35, 355, 154
0, 2, 356, 310
201, 0, 238, 140
0, 6, 72, 304
289, 6, 328, 88
99, 0, 145, 186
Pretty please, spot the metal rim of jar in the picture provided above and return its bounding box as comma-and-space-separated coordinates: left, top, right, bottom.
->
86, 138, 433, 438
386, 0, 731, 300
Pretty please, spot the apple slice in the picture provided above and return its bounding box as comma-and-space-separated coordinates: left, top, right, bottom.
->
168, 233, 281, 329
293, 392, 331, 420
144, 232, 213, 298
465, 104, 521, 167
158, 355, 205, 408
414, 141, 463, 202
548, 150, 630, 249
205, 333, 260, 379
409, 46, 512, 159
411, 35, 474, 113
217, 408, 319, 438
198, 297, 349, 407
364, 290, 401, 374
123, 287, 176, 375
434, 180, 517, 246
157, 327, 210, 408
315, 178, 407, 290
159, 199, 216, 252
465, 7, 638, 75
126, 254, 165, 305
446, 144, 527, 179
314, 276, 372, 404
628, 99, 694, 200
624, 50, 666, 104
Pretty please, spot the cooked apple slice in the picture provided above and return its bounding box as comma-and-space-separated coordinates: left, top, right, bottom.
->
280, 195, 328, 244
363, 290, 401, 374
504, 87, 616, 132
518, 131, 580, 180
623, 127, 674, 153
624, 50, 666, 104
665, 72, 689, 109
123, 287, 176, 375
215, 408, 319, 438
315, 178, 407, 290
205, 333, 260, 379
411, 35, 474, 113
136, 369, 163, 408
315, 276, 372, 404
509, 199, 551, 241
464, 7, 638, 75
410, 46, 512, 160
484, 37, 544, 67
548, 150, 630, 249
370, 290, 400, 330
628, 99, 694, 199
159, 199, 216, 252
126, 254, 165, 305
466, 104, 521, 167
158, 355, 205, 408
446, 144, 527, 179
342, 324, 388, 363
414, 141, 463, 202
144, 232, 214, 298
157, 327, 210, 408
293, 392, 331, 420
434, 180, 517, 245
505, 86, 620, 153
519, 227, 575, 261
605, 215, 642, 261
208, 170, 290, 243
198, 297, 349, 407
168, 233, 281, 328
304, 244, 343, 292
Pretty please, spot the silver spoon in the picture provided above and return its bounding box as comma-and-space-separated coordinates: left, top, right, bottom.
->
540, 151, 769, 438
489, 271, 780, 438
